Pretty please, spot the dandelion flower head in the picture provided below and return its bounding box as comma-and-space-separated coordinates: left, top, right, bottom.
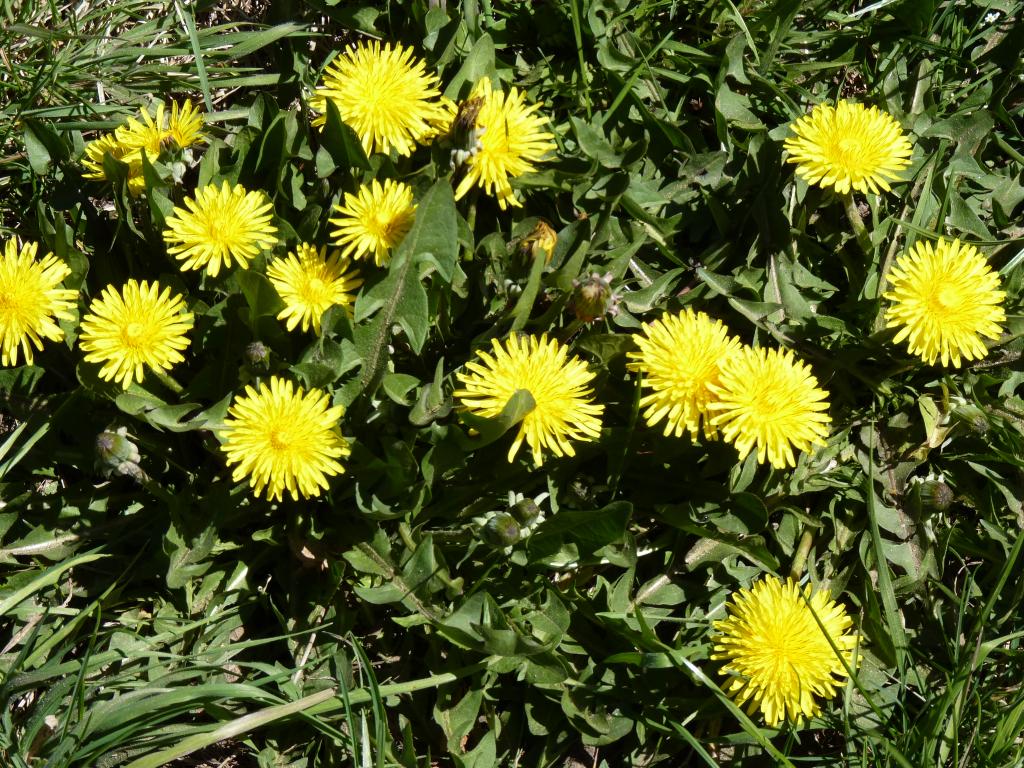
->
454, 334, 604, 467
115, 99, 205, 156
0, 238, 77, 367
267, 243, 363, 333
81, 134, 147, 195
783, 100, 912, 195
628, 308, 743, 440
163, 181, 278, 277
310, 40, 449, 157
329, 178, 416, 267
884, 237, 1005, 367
220, 376, 349, 501
707, 346, 831, 469
453, 78, 557, 210
81, 100, 205, 195
712, 575, 858, 727
79, 279, 194, 389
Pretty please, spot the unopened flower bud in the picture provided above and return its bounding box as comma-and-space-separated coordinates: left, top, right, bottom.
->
95, 427, 147, 481
510, 498, 540, 526
481, 512, 521, 547
520, 220, 558, 263
909, 479, 954, 516
571, 272, 620, 323
95, 428, 140, 468
245, 341, 269, 367
951, 404, 989, 435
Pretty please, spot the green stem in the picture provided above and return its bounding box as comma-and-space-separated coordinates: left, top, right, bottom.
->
153, 368, 184, 396
789, 527, 815, 580
842, 192, 873, 260
509, 246, 547, 332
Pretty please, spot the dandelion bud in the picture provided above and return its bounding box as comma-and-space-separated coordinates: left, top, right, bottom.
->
571, 272, 620, 323
245, 341, 269, 367
519, 220, 558, 263
95, 427, 145, 480
951, 404, 989, 435
509, 498, 540, 526
481, 512, 521, 547
908, 479, 955, 515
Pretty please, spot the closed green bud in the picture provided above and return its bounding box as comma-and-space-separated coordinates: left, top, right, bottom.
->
245, 341, 270, 367
95, 428, 140, 468
921, 480, 954, 512
95, 428, 147, 481
482, 512, 521, 547
909, 479, 954, 515
509, 498, 540, 526
952, 404, 989, 435
571, 272, 620, 323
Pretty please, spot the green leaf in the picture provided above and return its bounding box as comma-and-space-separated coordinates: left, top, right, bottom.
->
353, 180, 459, 398
443, 34, 494, 99
320, 98, 371, 171
454, 389, 536, 452
23, 119, 67, 174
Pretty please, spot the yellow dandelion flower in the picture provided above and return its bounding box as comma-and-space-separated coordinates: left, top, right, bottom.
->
116, 104, 167, 156
884, 237, 1005, 367
628, 309, 743, 440
82, 100, 205, 196
453, 78, 556, 210
783, 100, 913, 195
267, 243, 363, 333
0, 238, 77, 367
163, 181, 278, 277
329, 179, 416, 267
167, 99, 205, 149
220, 376, 349, 501
310, 40, 450, 157
422, 96, 459, 143
81, 134, 147, 196
79, 279, 194, 389
453, 334, 604, 467
114, 99, 205, 155
712, 575, 858, 727
707, 347, 831, 469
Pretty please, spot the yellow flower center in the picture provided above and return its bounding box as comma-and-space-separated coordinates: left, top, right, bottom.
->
268, 425, 293, 452
831, 136, 863, 167
122, 321, 148, 348
372, 211, 395, 236
206, 214, 240, 248
933, 283, 959, 310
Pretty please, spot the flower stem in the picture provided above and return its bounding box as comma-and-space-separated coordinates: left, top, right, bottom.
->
790, 527, 815, 580
154, 369, 184, 396
842, 192, 873, 260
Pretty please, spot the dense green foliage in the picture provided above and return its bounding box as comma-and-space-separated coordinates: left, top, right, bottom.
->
2, 0, 1024, 765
